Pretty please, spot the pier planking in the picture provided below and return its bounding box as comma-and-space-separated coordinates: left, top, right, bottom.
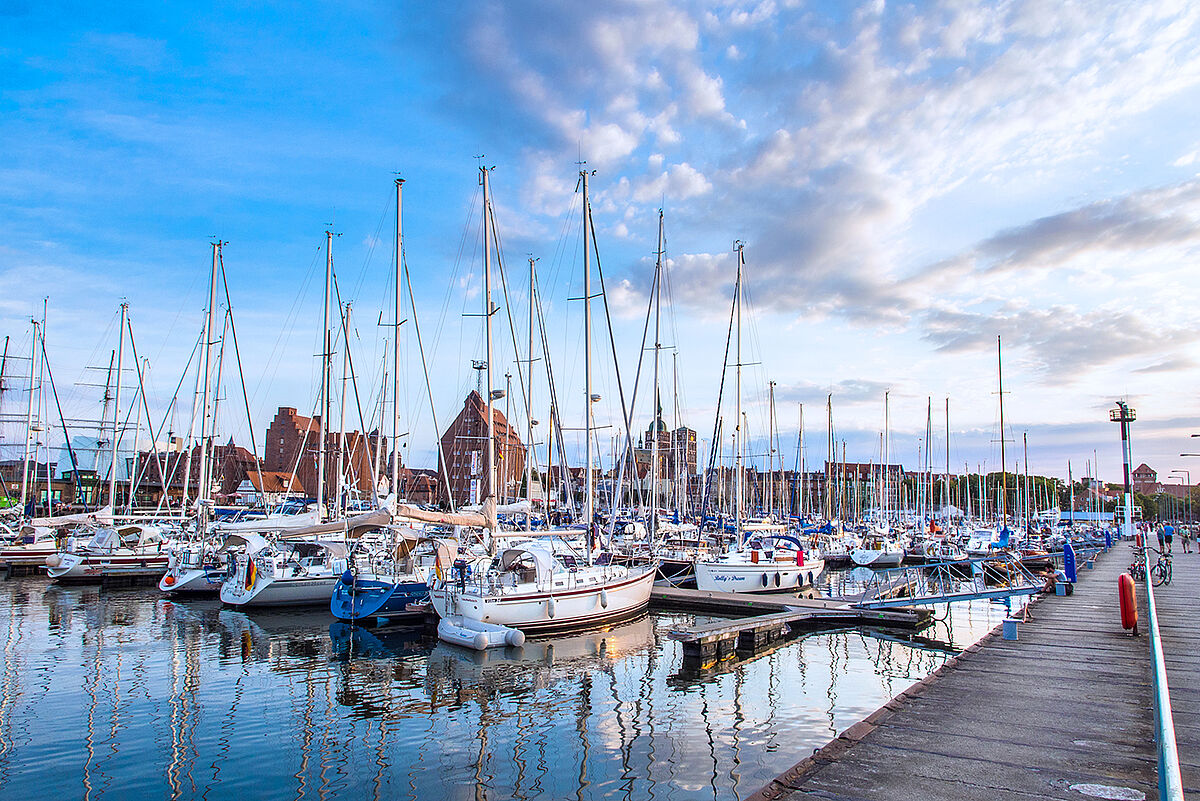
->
750, 542, 1199, 800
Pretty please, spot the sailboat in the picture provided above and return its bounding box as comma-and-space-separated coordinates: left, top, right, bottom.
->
851, 391, 904, 568
694, 243, 824, 592
430, 166, 655, 641
219, 230, 351, 607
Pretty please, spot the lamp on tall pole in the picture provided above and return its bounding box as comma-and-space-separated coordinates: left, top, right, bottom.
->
1171, 468, 1191, 523
1109, 402, 1136, 538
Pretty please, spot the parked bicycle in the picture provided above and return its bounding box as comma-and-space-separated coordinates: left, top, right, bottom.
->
1148, 547, 1172, 587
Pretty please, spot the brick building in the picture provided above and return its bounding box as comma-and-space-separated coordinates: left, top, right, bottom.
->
131, 440, 260, 506
633, 407, 698, 481
438, 391, 525, 507
1132, 463, 1159, 494
263, 407, 386, 503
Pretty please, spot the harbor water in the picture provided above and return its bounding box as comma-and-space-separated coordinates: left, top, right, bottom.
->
0, 575, 1018, 800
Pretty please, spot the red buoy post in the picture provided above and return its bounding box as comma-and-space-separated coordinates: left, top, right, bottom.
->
1118, 572, 1138, 635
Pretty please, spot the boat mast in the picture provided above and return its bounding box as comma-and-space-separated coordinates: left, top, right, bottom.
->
650, 209, 663, 539
318, 231, 333, 520
107, 302, 127, 509
883, 390, 890, 533
767, 380, 776, 520
580, 168, 596, 556
392, 178, 404, 506
825, 394, 833, 521
797, 403, 804, 518
944, 397, 951, 524
481, 166, 498, 541
733, 242, 744, 544
526, 256, 536, 532
672, 351, 681, 516
336, 302, 351, 515
1023, 432, 1030, 532
997, 335, 1006, 528
18, 317, 40, 514
195, 243, 220, 523
126, 355, 145, 514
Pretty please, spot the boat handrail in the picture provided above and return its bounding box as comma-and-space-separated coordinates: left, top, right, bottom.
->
1142, 546, 1184, 801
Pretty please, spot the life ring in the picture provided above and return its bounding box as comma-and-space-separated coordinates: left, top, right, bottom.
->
244, 559, 257, 591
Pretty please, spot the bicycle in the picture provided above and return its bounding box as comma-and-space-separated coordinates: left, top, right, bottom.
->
1129, 556, 1146, 581
1148, 547, 1172, 587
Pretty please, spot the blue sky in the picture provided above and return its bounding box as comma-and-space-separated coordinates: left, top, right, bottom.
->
4, 0, 1200, 487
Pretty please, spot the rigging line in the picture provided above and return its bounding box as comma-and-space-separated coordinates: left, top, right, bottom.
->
125, 313, 173, 505
611, 251, 659, 528
332, 270, 379, 495
587, 202, 643, 516
402, 251, 456, 511
488, 204, 533, 467
40, 333, 83, 502
533, 275, 576, 516
250, 239, 323, 409
348, 188, 392, 304
700, 267, 739, 519
219, 250, 262, 486
426, 184, 481, 379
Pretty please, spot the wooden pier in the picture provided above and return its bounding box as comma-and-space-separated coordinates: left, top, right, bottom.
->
652, 586, 931, 660
749, 542, 1199, 801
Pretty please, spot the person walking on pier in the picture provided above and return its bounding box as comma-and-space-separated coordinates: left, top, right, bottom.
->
1181, 525, 1193, 554
1162, 522, 1174, 554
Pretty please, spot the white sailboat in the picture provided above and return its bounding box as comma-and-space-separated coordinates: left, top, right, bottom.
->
851, 391, 904, 568
694, 243, 823, 592
431, 166, 654, 644
46, 524, 171, 581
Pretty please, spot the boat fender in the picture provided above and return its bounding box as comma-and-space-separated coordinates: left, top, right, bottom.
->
45, 554, 61, 568
760, 573, 768, 587
547, 597, 556, 618
599, 589, 609, 609
774, 572, 781, 586
807, 571, 814, 586
505, 628, 526, 647
164, 574, 177, 587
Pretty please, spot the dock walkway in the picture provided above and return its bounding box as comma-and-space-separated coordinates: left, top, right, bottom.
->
750, 542, 1198, 800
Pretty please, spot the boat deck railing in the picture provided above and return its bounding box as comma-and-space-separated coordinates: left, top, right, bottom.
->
1141, 545, 1185, 800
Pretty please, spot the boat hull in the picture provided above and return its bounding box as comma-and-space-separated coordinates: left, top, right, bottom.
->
330, 577, 427, 623
46, 552, 169, 582
694, 558, 825, 593
221, 574, 339, 607
850, 549, 904, 568
159, 566, 225, 594
429, 566, 655, 635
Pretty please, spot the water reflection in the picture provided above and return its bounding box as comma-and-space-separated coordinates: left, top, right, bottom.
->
0, 576, 1014, 801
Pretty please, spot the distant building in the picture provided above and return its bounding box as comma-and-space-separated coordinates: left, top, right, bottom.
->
1132, 463, 1159, 494
633, 405, 697, 481
438, 391, 525, 507
263, 407, 384, 503
237, 470, 306, 507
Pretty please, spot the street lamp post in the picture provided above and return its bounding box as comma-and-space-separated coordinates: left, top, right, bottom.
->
1171, 469, 1191, 524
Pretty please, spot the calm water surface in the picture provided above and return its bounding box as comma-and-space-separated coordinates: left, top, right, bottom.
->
0, 575, 1015, 800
